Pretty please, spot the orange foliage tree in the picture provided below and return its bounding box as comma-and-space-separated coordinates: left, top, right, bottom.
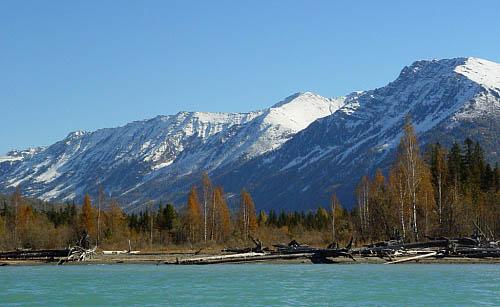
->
185, 186, 202, 243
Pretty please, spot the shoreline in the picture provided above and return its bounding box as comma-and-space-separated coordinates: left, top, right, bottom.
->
2, 254, 500, 266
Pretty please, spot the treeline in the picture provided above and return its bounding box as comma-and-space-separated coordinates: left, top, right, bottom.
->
352, 118, 499, 242
0, 118, 498, 251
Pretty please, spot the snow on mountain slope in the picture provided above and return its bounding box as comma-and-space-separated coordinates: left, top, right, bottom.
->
213, 57, 500, 211
454, 57, 500, 90
0, 111, 259, 200
0, 92, 341, 205
2, 57, 498, 211
167, 92, 345, 173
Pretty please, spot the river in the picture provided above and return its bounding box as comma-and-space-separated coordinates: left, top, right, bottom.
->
1, 264, 499, 306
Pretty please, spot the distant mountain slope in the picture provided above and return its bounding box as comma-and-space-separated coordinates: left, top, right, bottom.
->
212, 57, 500, 211
1, 57, 498, 212
0, 92, 342, 208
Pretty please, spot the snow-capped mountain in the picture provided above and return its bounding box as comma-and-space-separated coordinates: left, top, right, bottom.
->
211, 57, 500, 210
169, 92, 344, 172
1, 57, 498, 211
0, 92, 342, 207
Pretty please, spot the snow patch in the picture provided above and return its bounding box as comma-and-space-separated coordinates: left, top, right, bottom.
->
455, 57, 500, 90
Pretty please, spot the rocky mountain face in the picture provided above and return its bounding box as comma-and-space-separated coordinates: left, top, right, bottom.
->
212, 57, 500, 210
1, 57, 498, 211
0, 92, 342, 210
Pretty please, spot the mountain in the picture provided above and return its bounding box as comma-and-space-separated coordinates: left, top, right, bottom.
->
1, 57, 499, 211
211, 57, 500, 210
0, 92, 342, 209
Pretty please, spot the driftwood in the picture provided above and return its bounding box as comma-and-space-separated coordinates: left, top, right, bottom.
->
173, 252, 318, 265
0, 249, 69, 260
102, 250, 140, 255
58, 246, 97, 265
385, 251, 438, 264
174, 238, 355, 265
357, 227, 500, 262
169, 230, 500, 266
222, 237, 265, 254
57, 232, 97, 265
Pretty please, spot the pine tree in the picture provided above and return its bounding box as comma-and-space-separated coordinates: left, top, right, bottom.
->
163, 204, 178, 232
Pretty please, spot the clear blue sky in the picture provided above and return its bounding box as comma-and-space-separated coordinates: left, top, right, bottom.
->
1, 0, 500, 154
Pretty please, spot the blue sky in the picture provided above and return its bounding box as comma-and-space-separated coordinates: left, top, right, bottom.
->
1, 0, 500, 154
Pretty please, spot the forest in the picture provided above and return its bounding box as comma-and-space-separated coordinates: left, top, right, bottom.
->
0, 118, 498, 251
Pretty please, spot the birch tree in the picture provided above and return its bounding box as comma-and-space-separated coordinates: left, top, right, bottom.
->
239, 190, 257, 240
394, 116, 429, 241
330, 194, 340, 243
201, 172, 212, 244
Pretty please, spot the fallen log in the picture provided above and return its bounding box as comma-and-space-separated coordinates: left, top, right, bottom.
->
172, 252, 314, 265
0, 249, 69, 260
385, 251, 438, 264
102, 250, 140, 255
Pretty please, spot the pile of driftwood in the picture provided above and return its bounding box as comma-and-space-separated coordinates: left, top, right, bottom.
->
0, 232, 97, 265
355, 227, 500, 264
171, 238, 355, 265
0, 249, 70, 262
57, 231, 97, 265
172, 225, 500, 265
57, 246, 97, 265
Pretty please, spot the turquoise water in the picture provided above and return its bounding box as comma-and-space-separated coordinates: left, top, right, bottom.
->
1, 264, 499, 306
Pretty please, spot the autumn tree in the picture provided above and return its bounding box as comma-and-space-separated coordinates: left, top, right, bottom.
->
356, 175, 370, 240
104, 199, 129, 246
80, 194, 95, 238
330, 194, 341, 243
419, 166, 437, 236
393, 116, 430, 241
96, 184, 105, 247
185, 186, 202, 243
369, 169, 394, 240
211, 187, 231, 242
201, 172, 212, 244
10, 186, 22, 247
17, 204, 34, 247
429, 143, 447, 229
238, 190, 257, 240
388, 164, 408, 240
257, 210, 267, 227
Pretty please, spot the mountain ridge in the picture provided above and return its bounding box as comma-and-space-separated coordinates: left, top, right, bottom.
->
1, 56, 499, 211
0, 91, 341, 205
208, 56, 500, 210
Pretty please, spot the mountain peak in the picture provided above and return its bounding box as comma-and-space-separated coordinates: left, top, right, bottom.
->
397, 57, 500, 90
264, 92, 344, 132
271, 91, 323, 108
66, 130, 87, 139
398, 57, 466, 79
455, 57, 500, 90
